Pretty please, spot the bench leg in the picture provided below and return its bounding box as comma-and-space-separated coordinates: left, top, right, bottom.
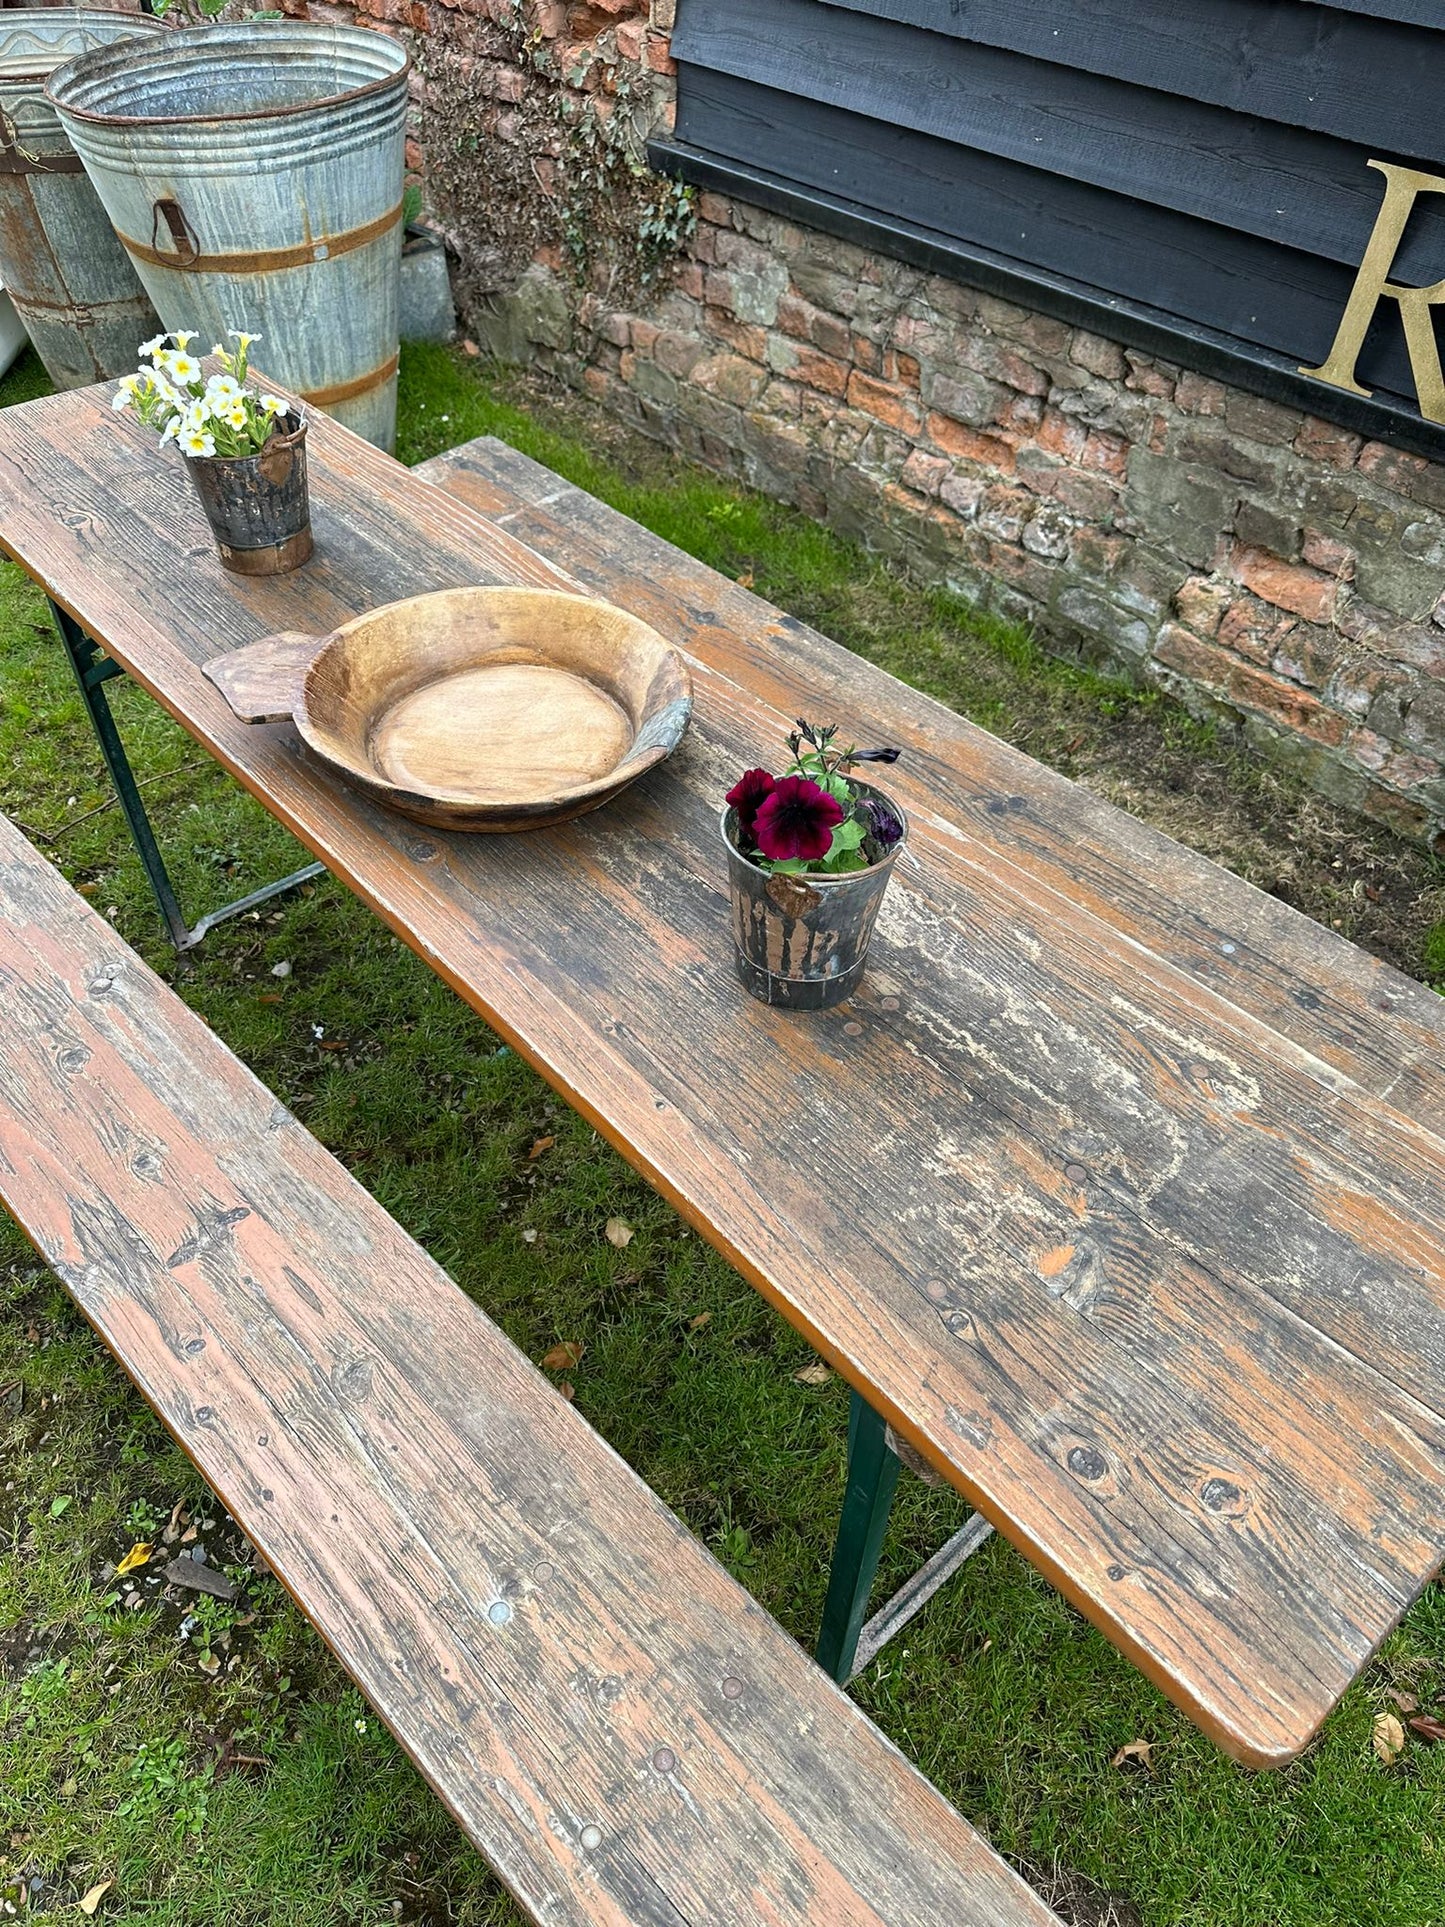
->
817, 1390, 996, 1684
816, 1391, 901, 1682
52, 600, 326, 952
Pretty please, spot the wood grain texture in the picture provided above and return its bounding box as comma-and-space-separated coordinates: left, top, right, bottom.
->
811, 0, 1445, 159
2, 385, 1444, 1765
673, 0, 1445, 275
206, 587, 693, 831
0, 810, 1057, 1927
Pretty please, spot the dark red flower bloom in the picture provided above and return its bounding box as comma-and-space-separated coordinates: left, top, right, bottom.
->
752, 775, 844, 862
726, 767, 775, 844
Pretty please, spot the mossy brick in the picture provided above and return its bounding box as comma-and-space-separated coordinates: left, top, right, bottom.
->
1172, 420, 1281, 487
924, 367, 1000, 428
1055, 584, 1152, 658
1234, 501, 1301, 559
1224, 391, 1304, 445
1124, 450, 1234, 569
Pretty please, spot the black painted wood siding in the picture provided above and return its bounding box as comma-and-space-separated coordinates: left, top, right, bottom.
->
660, 0, 1445, 446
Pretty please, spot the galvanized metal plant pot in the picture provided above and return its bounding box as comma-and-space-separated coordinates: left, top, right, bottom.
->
185, 417, 312, 577
0, 8, 164, 388
47, 22, 408, 451
722, 782, 906, 1010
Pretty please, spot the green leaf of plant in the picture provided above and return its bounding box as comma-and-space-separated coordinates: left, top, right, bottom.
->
49, 1495, 72, 1517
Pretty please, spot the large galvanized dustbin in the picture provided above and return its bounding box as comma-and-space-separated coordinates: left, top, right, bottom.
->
48, 22, 408, 450
0, 7, 163, 388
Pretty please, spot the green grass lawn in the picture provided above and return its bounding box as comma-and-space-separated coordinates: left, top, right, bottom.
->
2, 340, 1444, 1927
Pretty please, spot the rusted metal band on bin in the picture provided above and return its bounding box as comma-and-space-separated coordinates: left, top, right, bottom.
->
298, 350, 400, 408
117, 198, 404, 276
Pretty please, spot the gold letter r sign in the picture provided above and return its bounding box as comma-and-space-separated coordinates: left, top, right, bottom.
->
1301, 159, 1445, 424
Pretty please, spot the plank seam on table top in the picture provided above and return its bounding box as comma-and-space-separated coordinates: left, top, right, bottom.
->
3, 395, 1441, 1178
415, 440, 1445, 1099
7, 593, 1442, 1765
2, 383, 1445, 1757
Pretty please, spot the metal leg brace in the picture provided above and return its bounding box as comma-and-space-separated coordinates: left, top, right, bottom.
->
51, 600, 325, 951
816, 1390, 994, 1684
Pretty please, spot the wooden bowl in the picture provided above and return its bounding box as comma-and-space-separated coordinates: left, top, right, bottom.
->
204, 586, 693, 831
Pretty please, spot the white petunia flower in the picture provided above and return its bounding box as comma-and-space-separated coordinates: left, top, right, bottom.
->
228, 326, 261, 349
159, 416, 180, 445
181, 427, 215, 457
206, 373, 242, 404
225, 403, 248, 430
172, 330, 198, 351
260, 394, 287, 416
167, 351, 202, 384
111, 374, 140, 411
139, 333, 169, 358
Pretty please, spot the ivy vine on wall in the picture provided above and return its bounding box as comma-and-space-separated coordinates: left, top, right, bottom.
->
418, 0, 694, 325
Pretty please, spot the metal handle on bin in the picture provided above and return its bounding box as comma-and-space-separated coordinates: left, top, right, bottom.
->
151, 197, 199, 266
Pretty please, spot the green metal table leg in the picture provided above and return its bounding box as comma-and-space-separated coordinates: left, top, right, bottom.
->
816, 1390, 901, 1682
52, 599, 193, 950
49, 599, 325, 951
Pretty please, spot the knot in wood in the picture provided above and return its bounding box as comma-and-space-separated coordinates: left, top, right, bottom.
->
1200, 1475, 1247, 1517
56, 1043, 91, 1075
1067, 1445, 1107, 1482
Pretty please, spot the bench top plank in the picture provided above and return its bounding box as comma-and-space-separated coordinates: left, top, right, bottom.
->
0, 387, 1442, 1766
0, 808, 1059, 1927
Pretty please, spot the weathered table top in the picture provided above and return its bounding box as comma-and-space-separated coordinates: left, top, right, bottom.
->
2, 381, 1443, 1768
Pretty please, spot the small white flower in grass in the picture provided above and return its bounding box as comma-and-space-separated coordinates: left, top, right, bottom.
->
180, 426, 215, 457
353, 1718, 367, 1735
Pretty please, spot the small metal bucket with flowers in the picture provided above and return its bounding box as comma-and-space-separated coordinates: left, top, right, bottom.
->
112, 327, 312, 576
722, 721, 907, 1010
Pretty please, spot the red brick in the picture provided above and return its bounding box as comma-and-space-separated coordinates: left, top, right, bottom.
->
1068, 329, 1126, 381
697, 191, 733, 227
613, 17, 644, 58
671, 259, 703, 301
1217, 596, 1300, 666
900, 448, 950, 497
689, 353, 765, 406
1230, 543, 1338, 624
847, 370, 922, 433
1124, 352, 1175, 399
1346, 729, 1441, 790
1068, 527, 1127, 575
1175, 371, 1227, 416
629, 317, 660, 355
790, 345, 849, 397
1036, 407, 1087, 464
925, 412, 1015, 471
1357, 440, 1428, 493
644, 32, 675, 72
1361, 787, 1432, 839
706, 313, 767, 361
1081, 431, 1129, 477
1300, 528, 1356, 580
1174, 575, 1231, 640
1153, 626, 1348, 745
1293, 416, 1362, 469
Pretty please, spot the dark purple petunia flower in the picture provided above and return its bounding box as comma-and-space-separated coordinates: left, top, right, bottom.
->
862, 795, 905, 849
726, 767, 776, 843
753, 775, 844, 862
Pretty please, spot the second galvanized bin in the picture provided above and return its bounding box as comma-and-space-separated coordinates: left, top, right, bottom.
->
0, 8, 164, 388
47, 22, 408, 451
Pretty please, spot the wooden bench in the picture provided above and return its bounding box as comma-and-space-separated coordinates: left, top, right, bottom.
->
0, 808, 1059, 1927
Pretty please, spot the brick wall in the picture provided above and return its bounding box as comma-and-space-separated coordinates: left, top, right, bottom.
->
295, 0, 1445, 852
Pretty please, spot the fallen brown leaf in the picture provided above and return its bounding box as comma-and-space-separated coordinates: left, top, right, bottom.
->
736, 568, 755, 589
558, 1380, 575, 1401
1373, 1711, 1406, 1764
78, 1880, 113, 1915
162, 1500, 188, 1546
318, 1039, 348, 1052
1388, 1689, 1420, 1715
604, 1217, 634, 1248
1110, 1739, 1154, 1773
688, 1312, 712, 1332
115, 1542, 152, 1576
792, 1360, 832, 1386
1408, 1714, 1445, 1744
541, 1341, 583, 1371
257, 992, 283, 1006
527, 1136, 555, 1160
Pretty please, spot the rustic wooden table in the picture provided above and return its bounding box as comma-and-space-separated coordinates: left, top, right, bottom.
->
2, 381, 1443, 1770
